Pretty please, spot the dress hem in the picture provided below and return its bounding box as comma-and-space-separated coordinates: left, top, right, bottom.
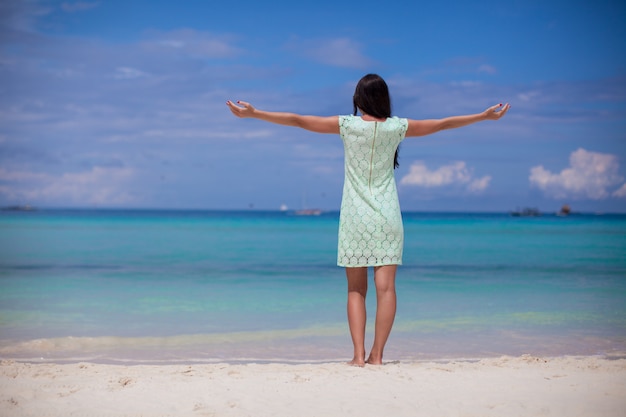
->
337, 262, 402, 268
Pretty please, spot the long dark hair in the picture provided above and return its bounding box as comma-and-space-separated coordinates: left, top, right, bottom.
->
352, 74, 400, 168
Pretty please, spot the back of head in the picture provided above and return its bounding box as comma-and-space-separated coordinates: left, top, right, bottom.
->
353, 74, 391, 118
352, 74, 399, 168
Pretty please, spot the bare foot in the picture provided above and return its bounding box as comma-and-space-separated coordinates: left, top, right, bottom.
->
347, 357, 366, 367
365, 355, 383, 365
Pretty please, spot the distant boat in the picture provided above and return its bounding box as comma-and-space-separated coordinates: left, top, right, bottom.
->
1, 205, 36, 211
510, 207, 540, 217
558, 204, 571, 216
294, 209, 322, 216
295, 192, 321, 216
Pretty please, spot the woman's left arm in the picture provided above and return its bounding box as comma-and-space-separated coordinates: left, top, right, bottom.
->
227, 100, 340, 134
405, 103, 510, 137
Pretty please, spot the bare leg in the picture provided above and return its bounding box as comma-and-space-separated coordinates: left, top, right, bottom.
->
366, 265, 397, 365
346, 267, 368, 366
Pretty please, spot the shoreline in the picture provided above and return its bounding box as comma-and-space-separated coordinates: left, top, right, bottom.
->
2, 351, 626, 367
2, 354, 625, 417
2, 328, 625, 366
3, 347, 626, 368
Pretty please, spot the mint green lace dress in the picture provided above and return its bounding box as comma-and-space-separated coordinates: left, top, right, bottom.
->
337, 115, 408, 267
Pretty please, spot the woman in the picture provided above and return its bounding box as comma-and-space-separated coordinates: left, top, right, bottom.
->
227, 74, 509, 366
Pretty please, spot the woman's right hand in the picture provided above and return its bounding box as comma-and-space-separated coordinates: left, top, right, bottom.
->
226, 100, 256, 118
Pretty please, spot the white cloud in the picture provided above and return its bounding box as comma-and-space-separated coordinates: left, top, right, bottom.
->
0, 0, 53, 32
148, 29, 242, 59
400, 161, 491, 193
401, 161, 469, 187
61, 2, 100, 13
477, 64, 497, 74
613, 183, 626, 198
450, 80, 483, 88
517, 90, 541, 102
160, 40, 185, 48
114, 67, 148, 79
290, 37, 372, 69
468, 176, 492, 192
0, 168, 48, 182
0, 166, 136, 206
529, 148, 625, 199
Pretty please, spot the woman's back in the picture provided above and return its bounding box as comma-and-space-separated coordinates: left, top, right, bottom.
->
337, 115, 408, 267
339, 115, 407, 191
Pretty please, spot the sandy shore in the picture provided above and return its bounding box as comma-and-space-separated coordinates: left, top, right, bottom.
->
1, 355, 625, 417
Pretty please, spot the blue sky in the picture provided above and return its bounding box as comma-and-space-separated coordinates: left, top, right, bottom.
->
1, 0, 625, 212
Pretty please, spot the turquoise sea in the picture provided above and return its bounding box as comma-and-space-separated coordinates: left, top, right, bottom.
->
0, 209, 625, 364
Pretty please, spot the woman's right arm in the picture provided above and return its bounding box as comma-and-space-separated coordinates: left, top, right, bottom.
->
226, 100, 340, 134
405, 103, 510, 137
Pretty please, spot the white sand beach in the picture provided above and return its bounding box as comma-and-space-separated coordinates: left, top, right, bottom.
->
1, 355, 625, 417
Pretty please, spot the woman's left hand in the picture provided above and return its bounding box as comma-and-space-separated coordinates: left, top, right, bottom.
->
483, 103, 510, 120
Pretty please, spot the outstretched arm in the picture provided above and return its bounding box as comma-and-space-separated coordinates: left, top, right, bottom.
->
226, 100, 340, 134
406, 103, 510, 137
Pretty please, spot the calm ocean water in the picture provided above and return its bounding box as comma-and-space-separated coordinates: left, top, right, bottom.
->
1, 209, 625, 363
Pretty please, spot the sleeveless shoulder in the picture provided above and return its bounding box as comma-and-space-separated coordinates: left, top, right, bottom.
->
385, 116, 408, 134
339, 115, 361, 141
338, 115, 355, 131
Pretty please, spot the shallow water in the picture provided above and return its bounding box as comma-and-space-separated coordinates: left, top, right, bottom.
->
1, 209, 625, 363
